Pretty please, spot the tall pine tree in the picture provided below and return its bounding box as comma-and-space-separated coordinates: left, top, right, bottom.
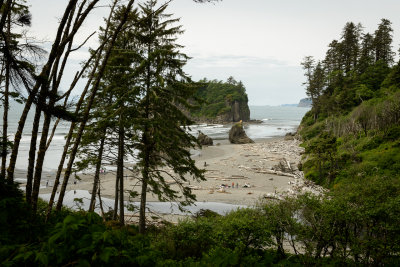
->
133, 0, 205, 233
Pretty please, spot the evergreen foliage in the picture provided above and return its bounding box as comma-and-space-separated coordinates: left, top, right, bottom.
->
299, 18, 400, 188
132, 0, 205, 233
192, 76, 249, 119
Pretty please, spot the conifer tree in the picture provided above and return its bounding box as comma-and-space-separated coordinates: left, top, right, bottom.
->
74, 6, 141, 222
132, 0, 205, 233
54, 0, 137, 213
358, 33, 375, 73
374, 18, 394, 65
340, 22, 362, 74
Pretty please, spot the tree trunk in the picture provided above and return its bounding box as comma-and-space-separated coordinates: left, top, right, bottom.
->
117, 116, 125, 225
7, 0, 78, 181
139, 31, 152, 234
89, 134, 105, 212
7, 85, 40, 181
45, 121, 75, 220
31, 46, 64, 212
1, 11, 11, 179
98, 186, 105, 220
113, 174, 119, 220
1, 48, 10, 179
55, 0, 136, 211
31, 105, 52, 212
139, 169, 148, 234
26, 105, 41, 204
46, 22, 109, 220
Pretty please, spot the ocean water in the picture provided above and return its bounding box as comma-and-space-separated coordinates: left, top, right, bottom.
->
189, 105, 310, 141
3, 102, 309, 172
40, 190, 247, 215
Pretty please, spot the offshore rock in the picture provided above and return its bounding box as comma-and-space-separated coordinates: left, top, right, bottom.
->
197, 131, 213, 146
229, 121, 254, 144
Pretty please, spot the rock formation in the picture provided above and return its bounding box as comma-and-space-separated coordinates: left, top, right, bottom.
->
195, 99, 250, 124
228, 121, 254, 144
197, 131, 213, 146
284, 132, 296, 141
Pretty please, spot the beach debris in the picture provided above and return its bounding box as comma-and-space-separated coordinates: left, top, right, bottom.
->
272, 158, 296, 173
231, 175, 245, 178
263, 193, 282, 200
187, 185, 203, 190
247, 192, 253, 195
216, 187, 231, 193
255, 169, 296, 178
243, 183, 251, 188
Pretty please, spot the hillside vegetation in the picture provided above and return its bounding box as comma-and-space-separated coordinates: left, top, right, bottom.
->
299, 19, 400, 188
191, 77, 250, 122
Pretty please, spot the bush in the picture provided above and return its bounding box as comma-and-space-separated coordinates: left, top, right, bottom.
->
155, 217, 215, 260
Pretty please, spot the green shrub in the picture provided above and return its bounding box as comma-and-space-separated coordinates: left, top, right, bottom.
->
154, 217, 215, 260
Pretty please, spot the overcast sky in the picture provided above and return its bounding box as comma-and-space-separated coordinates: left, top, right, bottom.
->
29, 0, 400, 105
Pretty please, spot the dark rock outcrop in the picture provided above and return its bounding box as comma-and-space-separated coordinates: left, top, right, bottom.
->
231, 99, 250, 122
197, 131, 213, 146
284, 132, 296, 140
229, 121, 254, 144
195, 99, 251, 124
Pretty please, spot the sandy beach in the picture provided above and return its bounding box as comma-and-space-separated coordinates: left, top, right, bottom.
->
37, 136, 320, 211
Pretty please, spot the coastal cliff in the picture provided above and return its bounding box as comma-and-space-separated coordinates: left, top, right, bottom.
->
191, 77, 250, 123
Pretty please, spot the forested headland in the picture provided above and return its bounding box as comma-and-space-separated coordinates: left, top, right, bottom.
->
1, 0, 400, 265
190, 77, 250, 123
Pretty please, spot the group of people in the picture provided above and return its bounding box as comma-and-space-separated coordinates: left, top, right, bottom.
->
220, 182, 239, 189
218, 182, 252, 191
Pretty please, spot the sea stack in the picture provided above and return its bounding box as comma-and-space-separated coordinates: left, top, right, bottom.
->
228, 120, 254, 144
197, 131, 213, 146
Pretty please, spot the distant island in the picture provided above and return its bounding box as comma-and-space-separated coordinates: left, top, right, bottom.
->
280, 104, 297, 107
191, 76, 250, 123
280, 98, 312, 107
297, 98, 312, 107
